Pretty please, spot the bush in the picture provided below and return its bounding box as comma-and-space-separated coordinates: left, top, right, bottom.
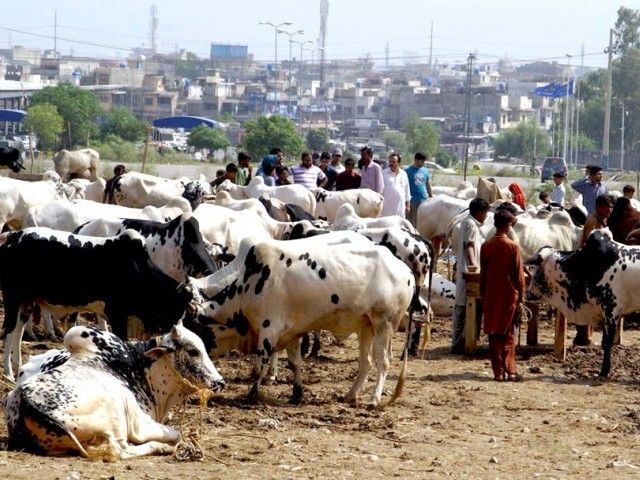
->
435, 150, 458, 168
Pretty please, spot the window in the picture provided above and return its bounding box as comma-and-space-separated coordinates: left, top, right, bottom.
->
158, 97, 171, 105
144, 97, 154, 106
357, 106, 365, 115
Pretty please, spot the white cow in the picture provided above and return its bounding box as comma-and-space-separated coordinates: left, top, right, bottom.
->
113, 172, 211, 208
431, 181, 476, 200
53, 148, 100, 181
313, 188, 384, 222
5, 323, 224, 459
416, 195, 470, 245
218, 177, 316, 215
332, 203, 416, 232
23, 198, 192, 233
185, 233, 415, 406
0, 172, 69, 230
64, 178, 107, 202
421, 273, 456, 316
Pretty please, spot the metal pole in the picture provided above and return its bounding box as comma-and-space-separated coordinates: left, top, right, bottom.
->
621, 99, 625, 171
274, 28, 278, 111
603, 28, 614, 171
574, 77, 581, 167
288, 38, 293, 116
562, 55, 571, 162
463, 53, 475, 181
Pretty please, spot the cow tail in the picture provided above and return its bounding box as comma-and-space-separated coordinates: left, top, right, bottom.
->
384, 348, 408, 407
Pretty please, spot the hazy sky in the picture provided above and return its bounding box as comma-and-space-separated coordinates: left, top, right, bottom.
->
3, 0, 620, 68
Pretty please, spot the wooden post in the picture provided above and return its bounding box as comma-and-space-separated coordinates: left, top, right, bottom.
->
615, 317, 624, 345
28, 130, 35, 174
463, 271, 481, 355
554, 311, 566, 360
141, 127, 151, 174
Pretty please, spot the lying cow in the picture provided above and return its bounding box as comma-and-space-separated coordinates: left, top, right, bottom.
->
53, 148, 100, 181
0, 227, 194, 380
112, 172, 211, 209
0, 146, 25, 173
332, 203, 416, 233
526, 230, 639, 378
5, 322, 224, 459
185, 233, 415, 405
314, 188, 384, 222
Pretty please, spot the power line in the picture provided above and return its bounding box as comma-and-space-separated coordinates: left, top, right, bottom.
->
0, 25, 134, 52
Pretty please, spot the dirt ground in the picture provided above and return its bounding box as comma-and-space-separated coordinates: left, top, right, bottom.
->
1, 314, 640, 480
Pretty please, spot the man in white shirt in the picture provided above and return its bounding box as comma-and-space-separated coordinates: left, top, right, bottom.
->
291, 151, 327, 189
381, 153, 410, 217
550, 172, 566, 205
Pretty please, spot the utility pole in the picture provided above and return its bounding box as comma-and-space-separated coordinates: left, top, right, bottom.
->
574, 42, 584, 168
603, 28, 614, 171
385, 42, 389, 70
53, 10, 57, 57
319, 0, 329, 86
621, 99, 626, 171
260, 21, 293, 113
463, 53, 475, 181
428, 21, 433, 70
149, 5, 158, 53
562, 54, 571, 162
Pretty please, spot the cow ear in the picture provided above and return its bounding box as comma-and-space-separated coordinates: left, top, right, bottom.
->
144, 346, 174, 359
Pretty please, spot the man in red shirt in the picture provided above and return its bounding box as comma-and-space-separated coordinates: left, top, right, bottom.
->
335, 158, 361, 191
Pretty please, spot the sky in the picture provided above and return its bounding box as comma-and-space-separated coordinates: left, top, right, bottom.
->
2, 0, 621, 69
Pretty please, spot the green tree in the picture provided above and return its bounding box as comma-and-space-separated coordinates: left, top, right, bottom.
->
187, 124, 230, 152
242, 115, 305, 159
175, 52, 208, 79
30, 84, 101, 147
217, 112, 237, 123
435, 149, 458, 168
383, 130, 409, 155
614, 6, 640, 55
305, 128, 329, 151
23, 103, 64, 152
495, 119, 550, 161
402, 118, 439, 157
100, 107, 148, 143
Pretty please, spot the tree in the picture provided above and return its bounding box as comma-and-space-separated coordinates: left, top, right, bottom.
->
494, 120, 550, 161
242, 115, 305, 159
187, 124, 230, 152
383, 130, 409, 155
217, 112, 237, 124
305, 128, 329, 152
402, 118, 439, 157
435, 150, 458, 168
23, 103, 64, 152
614, 6, 640, 55
30, 84, 101, 147
100, 107, 148, 143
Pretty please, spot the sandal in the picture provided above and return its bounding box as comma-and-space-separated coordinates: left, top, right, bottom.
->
507, 373, 523, 382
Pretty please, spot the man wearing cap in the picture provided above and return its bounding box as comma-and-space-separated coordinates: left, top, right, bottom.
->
405, 152, 433, 226
571, 165, 607, 215
236, 152, 252, 186
103, 164, 127, 204
326, 148, 345, 190
359, 146, 384, 194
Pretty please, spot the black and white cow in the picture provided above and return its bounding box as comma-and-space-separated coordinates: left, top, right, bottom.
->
526, 230, 640, 378
0, 146, 25, 172
5, 322, 224, 459
0, 228, 194, 380
184, 233, 415, 406
74, 214, 217, 281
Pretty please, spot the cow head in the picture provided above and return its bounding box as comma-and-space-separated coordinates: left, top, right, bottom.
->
524, 246, 556, 302
0, 147, 25, 172
182, 181, 211, 210
151, 320, 225, 392
180, 215, 218, 277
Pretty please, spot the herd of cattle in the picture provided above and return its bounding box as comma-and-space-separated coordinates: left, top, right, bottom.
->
0, 148, 638, 460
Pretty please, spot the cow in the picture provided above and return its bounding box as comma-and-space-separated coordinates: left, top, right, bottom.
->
258, 195, 316, 223
313, 188, 384, 222
431, 181, 475, 200
0, 227, 195, 380
217, 177, 317, 216
416, 194, 470, 256
112, 172, 211, 209
23, 198, 192, 233
74, 214, 217, 281
332, 203, 416, 233
421, 273, 456, 317
184, 233, 415, 405
64, 177, 107, 202
526, 230, 640, 378
0, 172, 69, 231
5, 322, 224, 459
53, 148, 100, 181
0, 146, 25, 172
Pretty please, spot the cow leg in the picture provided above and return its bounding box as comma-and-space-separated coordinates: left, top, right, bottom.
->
3, 302, 25, 381
310, 331, 322, 358
247, 334, 275, 403
370, 324, 392, 405
115, 441, 175, 459
286, 339, 304, 404
600, 318, 617, 378
23, 317, 37, 341
343, 328, 373, 404
44, 312, 60, 341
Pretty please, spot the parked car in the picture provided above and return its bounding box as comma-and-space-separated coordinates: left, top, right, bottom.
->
540, 157, 568, 182
425, 161, 457, 175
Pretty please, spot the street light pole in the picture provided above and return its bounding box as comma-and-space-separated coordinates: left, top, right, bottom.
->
562, 54, 571, 163
259, 21, 292, 112
278, 29, 304, 117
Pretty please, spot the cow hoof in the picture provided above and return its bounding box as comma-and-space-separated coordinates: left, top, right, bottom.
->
289, 384, 303, 405
246, 384, 260, 404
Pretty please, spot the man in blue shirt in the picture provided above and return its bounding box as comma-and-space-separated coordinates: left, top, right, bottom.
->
405, 152, 433, 226
571, 165, 607, 215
